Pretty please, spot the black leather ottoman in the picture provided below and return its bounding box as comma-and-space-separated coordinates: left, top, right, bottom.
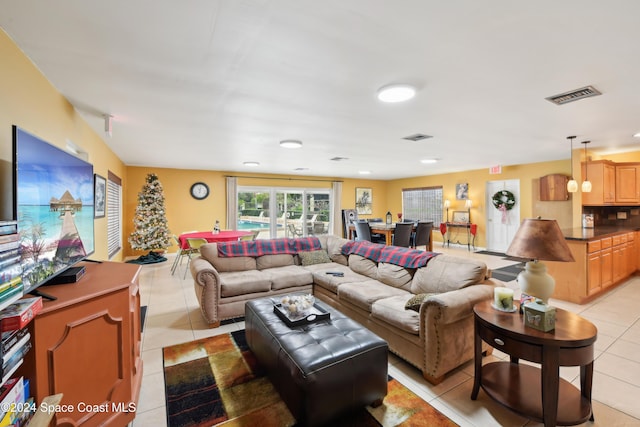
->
245, 297, 388, 427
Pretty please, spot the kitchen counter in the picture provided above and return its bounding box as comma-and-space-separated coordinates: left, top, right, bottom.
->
562, 226, 640, 241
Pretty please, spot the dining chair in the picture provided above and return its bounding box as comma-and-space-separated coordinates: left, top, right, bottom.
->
353, 220, 373, 242
392, 222, 413, 247
413, 221, 433, 250
170, 235, 186, 276
183, 238, 208, 278
240, 230, 260, 241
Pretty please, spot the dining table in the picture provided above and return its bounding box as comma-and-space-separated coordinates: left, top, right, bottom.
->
348, 223, 433, 251
178, 230, 253, 249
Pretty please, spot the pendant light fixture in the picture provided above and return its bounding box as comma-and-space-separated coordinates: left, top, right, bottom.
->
566, 136, 578, 193
581, 140, 592, 193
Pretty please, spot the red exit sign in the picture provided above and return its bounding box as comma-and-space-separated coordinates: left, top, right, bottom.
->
489, 165, 502, 174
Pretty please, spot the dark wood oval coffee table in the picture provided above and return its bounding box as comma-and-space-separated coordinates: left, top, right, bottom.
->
471, 300, 597, 427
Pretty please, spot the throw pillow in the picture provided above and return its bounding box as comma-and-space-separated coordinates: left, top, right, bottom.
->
298, 250, 332, 266
405, 293, 436, 312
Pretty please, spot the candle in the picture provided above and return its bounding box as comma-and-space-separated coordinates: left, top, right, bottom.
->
494, 287, 514, 311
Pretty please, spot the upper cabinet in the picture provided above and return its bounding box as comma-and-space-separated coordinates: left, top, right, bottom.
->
582, 160, 615, 205
581, 160, 640, 205
615, 164, 640, 204
539, 174, 569, 201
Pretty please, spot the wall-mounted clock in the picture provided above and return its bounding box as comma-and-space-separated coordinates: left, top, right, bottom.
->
190, 182, 210, 200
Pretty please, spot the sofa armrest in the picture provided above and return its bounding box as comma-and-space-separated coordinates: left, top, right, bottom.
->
421, 283, 496, 325
190, 256, 223, 324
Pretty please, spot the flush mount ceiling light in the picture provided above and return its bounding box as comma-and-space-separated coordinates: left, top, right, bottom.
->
377, 84, 416, 103
634, 132, 640, 138
243, 161, 260, 167
420, 159, 438, 164
280, 139, 303, 149
359, 170, 371, 175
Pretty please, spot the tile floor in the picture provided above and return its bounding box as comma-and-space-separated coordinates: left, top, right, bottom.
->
132, 244, 640, 426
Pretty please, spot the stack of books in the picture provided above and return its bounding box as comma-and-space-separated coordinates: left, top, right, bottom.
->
0, 297, 42, 426
0, 221, 22, 311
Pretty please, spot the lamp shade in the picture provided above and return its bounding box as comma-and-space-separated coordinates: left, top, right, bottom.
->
505, 218, 574, 262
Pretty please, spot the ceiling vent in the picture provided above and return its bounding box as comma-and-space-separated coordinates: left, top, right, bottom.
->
403, 133, 433, 142
545, 86, 602, 105
330, 157, 349, 161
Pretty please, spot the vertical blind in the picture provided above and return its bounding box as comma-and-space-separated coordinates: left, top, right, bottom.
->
402, 186, 443, 225
107, 171, 122, 259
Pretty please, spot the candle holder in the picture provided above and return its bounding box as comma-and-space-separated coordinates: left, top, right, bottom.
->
492, 287, 517, 312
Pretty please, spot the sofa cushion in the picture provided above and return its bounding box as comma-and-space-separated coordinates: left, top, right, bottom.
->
338, 281, 408, 312
371, 295, 420, 335
326, 236, 349, 266
377, 262, 414, 291
219, 270, 271, 297
298, 250, 332, 266
201, 244, 257, 272
404, 293, 437, 312
256, 254, 295, 270
310, 267, 371, 293
263, 265, 313, 290
411, 254, 487, 294
348, 254, 378, 280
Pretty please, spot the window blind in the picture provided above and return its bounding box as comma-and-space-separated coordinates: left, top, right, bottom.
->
402, 186, 443, 225
107, 171, 122, 259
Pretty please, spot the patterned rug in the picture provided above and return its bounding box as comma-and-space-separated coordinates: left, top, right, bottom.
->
163, 330, 458, 427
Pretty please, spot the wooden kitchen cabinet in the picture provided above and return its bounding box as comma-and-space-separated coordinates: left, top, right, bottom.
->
615, 164, 640, 203
581, 160, 616, 205
547, 231, 635, 304
539, 174, 569, 201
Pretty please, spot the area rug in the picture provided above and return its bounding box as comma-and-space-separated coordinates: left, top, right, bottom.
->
126, 251, 168, 264
490, 263, 525, 282
163, 330, 458, 427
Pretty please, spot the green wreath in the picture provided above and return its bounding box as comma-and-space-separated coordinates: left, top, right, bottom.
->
492, 190, 516, 210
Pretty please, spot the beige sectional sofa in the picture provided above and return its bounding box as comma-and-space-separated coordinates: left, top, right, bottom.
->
190, 235, 498, 384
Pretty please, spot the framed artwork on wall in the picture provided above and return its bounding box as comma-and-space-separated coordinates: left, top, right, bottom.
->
355, 188, 372, 215
456, 183, 469, 200
94, 174, 106, 218
452, 211, 470, 223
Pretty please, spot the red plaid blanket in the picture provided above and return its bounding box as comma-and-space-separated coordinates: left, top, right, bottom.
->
341, 241, 439, 268
217, 237, 322, 257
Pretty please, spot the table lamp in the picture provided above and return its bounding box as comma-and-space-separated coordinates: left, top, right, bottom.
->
505, 218, 574, 303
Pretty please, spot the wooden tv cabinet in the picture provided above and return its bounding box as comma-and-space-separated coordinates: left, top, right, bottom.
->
20, 261, 143, 427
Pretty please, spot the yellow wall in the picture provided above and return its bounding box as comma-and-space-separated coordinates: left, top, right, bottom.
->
0, 29, 127, 261
124, 167, 388, 256
386, 159, 574, 248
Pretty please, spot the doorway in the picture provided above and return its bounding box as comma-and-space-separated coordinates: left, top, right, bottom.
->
485, 179, 520, 252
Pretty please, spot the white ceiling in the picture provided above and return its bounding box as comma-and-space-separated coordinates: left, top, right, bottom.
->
2, 1, 640, 179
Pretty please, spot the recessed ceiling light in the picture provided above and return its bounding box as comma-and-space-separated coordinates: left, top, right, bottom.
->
377, 84, 416, 103
243, 161, 260, 167
280, 139, 303, 148
420, 159, 439, 164
294, 167, 309, 171
634, 132, 640, 138
359, 170, 371, 175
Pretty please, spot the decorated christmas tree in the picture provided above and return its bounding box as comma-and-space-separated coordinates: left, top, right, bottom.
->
129, 173, 171, 252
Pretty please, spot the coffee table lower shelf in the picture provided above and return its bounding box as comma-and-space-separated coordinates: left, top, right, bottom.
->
481, 362, 592, 426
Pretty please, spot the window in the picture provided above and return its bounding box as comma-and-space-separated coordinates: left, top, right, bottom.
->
107, 171, 122, 259
236, 186, 332, 239
402, 186, 443, 225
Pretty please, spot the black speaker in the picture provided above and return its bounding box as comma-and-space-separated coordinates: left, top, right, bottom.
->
342, 209, 358, 238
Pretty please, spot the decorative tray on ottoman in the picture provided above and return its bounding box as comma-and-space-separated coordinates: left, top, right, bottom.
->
273, 294, 330, 327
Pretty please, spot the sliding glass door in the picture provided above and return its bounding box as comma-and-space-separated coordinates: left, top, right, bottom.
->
237, 187, 331, 239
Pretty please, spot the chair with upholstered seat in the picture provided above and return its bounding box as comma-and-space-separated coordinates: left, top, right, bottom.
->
170, 235, 188, 276
392, 222, 413, 247
412, 221, 433, 250
353, 220, 385, 244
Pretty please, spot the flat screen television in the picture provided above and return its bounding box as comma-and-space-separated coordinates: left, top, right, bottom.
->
12, 126, 95, 297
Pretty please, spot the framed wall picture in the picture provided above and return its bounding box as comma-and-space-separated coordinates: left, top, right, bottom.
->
94, 173, 106, 218
452, 211, 470, 223
355, 187, 372, 215
456, 183, 469, 200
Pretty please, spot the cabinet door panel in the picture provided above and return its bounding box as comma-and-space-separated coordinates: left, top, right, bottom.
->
587, 252, 602, 295
615, 165, 639, 203
601, 247, 613, 288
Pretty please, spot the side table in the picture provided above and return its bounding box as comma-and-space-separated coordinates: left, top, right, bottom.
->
471, 300, 597, 427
